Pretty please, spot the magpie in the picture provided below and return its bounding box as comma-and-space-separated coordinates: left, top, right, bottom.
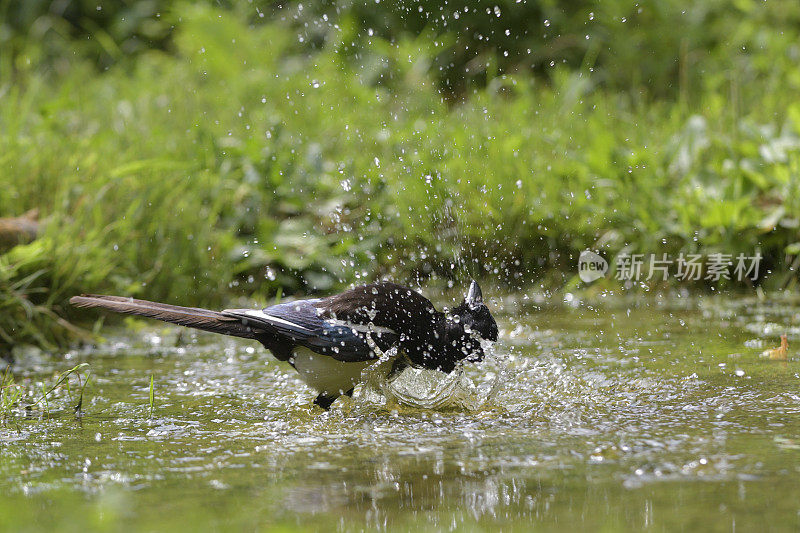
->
70, 280, 498, 409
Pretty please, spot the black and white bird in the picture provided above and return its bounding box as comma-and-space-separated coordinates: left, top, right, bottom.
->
70, 280, 498, 409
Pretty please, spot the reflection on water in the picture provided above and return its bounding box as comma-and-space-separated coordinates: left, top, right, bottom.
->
2, 295, 800, 530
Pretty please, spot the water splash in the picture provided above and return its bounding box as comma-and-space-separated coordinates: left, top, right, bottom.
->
354, 343, 505, 411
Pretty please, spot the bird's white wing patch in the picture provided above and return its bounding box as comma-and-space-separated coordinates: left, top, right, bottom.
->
324, 319, 396, 335
223, 308, 316, 334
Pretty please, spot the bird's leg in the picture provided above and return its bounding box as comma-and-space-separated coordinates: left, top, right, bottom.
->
313, 387, 356, 410
313, 393, 338, 410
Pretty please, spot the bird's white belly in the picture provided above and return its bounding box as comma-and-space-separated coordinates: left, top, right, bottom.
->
291, 347, 372, 396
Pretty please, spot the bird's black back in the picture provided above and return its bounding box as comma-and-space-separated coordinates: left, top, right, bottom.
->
316, 282, 440, 333
315, 282, 460, 370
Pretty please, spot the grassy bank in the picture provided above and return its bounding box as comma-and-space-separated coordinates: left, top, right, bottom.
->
2, 3, 800, 352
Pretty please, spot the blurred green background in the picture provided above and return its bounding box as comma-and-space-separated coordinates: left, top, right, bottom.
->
2, 0, 800, 350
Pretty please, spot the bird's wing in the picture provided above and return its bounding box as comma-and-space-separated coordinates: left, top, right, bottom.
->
222, 300, 323, 340
222, 300, 400, 362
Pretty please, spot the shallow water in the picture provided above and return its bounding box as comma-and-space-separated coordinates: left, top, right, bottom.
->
3, 294, 800, 531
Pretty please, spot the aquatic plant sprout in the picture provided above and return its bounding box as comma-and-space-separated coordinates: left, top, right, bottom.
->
1, 362, 91, 423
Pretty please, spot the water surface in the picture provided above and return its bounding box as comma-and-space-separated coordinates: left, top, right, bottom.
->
3, 294, 800, 531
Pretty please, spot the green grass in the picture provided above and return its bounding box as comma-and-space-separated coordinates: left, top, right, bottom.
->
1, 3, 800, 352
1, 362, 90, 424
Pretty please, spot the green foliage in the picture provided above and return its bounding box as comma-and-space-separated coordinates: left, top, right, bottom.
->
0, 0, 171, 69
5, 1, 800, 97
1, 3, 800, 350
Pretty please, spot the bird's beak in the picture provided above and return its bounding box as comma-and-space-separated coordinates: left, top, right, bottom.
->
465, 279, 483, 308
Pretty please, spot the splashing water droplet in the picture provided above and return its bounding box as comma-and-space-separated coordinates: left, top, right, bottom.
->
354, 344, 505, 411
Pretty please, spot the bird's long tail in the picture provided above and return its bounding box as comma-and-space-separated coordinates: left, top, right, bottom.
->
69, 295, 258, 339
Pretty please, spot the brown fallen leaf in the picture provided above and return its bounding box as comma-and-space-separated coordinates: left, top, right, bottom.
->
0, 208, 39, 250
761, 334, 789, 361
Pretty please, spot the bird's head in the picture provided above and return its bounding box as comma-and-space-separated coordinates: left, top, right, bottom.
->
406, 279, 500, 373
452, 280, 498, 343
